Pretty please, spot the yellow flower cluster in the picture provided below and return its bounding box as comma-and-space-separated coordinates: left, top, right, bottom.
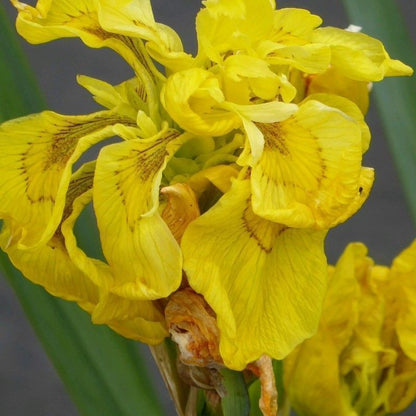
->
284, 241, 416, 416
0, 0, 412, 370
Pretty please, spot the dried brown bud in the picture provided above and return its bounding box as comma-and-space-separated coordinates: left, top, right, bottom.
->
165, 288, 222, 367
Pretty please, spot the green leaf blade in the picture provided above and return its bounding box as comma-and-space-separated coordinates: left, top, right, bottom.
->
342, 0, 416, 227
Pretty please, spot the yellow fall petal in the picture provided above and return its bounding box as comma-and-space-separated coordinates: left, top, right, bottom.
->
251, 99, 370, 229
182, 179, 327, 370
60, 166, 168, 344
0, 161, 100, 312
93, 130, 187, 300
304, 93, 371, 153
0, 222, 98, 312
0, 110, 130, 248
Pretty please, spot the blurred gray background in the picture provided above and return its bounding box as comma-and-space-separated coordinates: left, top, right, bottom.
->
1, 0, 415, 415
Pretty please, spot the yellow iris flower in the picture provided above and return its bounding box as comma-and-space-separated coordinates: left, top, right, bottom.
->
0, 0, 412, 371
284, 241, 416, 416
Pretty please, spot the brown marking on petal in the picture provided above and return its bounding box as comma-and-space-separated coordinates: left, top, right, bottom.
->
135, 84, 148, 102
83, 24, 112, 40
247, 355, 278, 416
242, 198, 286, 254
131, 131, 180, 182
258, 120, 327, 191
44, 115, 131, 169
257, 122, 290, 156
165, 288, 222, 367
62, 164, 95, 222
112, 131, 180, 230
19, 114, 132, 204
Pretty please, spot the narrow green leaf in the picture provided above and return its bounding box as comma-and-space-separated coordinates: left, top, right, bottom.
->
0, 5, 164, 415
220, 368, 250, 416
342, 0, 416, 227
272, 360, 284, 408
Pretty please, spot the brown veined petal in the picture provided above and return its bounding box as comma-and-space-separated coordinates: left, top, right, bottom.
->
93, 129, 189, 300
0, 161, 101, 312
0, 110, 130, 248
251, 99, 370, 229
182, 178, 327, 370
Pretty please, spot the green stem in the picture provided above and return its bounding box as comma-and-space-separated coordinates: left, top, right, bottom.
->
220, 368, 250, 416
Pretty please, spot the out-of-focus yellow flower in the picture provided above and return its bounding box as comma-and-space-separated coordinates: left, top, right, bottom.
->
284, 241, 416, 416
1, 0, 412, 373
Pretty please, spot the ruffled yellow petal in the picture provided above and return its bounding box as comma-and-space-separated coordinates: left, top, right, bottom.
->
312, 27, 413, 81
284, 240, 416, 416
196, 0, 274, 63
161, 68, 240, 136
0, 110, 129, 248
182, 179, 327, 370
93, 129, 187, 300
390, 240, 416, 360
256, 9, 330, 73
284, 331, 353, 416
251, 99, 371, 229
321, 244, 365, 352
388, 355, 416, 413
270, 8, 322, 44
